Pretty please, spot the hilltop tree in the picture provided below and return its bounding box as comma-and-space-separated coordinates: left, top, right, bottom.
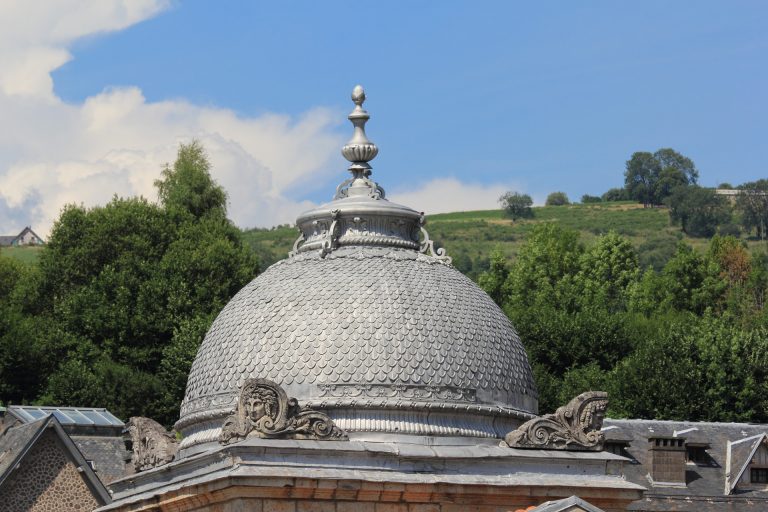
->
601, 188, 628, 202
498, 191, 533, 220
581, 194, 602, 204
736, 180, 768, 240
545, 191, 570, 206
666, 186, 731, 237
624, 148, 698, 206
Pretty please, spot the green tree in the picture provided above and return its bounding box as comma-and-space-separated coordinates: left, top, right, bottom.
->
601, 187, 628, 202
610, 319, 706, 420
736, 180, 768, 240
581, 194, 602, 204
545, 191, 570, 206
662, 242, 726, 315
498, 191, 533, 220
624, 148, 698, 206
155, 141, 228, 221
654, 148, 698, 184
478, 248, 509, 305
575, 232, 640, 311
666, 186, 731, 237
502, 223, 582, 309
0, 256, 52, 404
38, 142, 259, 425
624, 152, 660, 207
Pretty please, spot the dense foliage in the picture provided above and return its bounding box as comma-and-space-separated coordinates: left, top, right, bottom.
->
1, 139, 765, 427
479, 223, 768, 419
0, 142, 259, 425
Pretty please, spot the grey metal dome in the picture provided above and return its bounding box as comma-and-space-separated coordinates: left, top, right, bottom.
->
175, 87, 537, 454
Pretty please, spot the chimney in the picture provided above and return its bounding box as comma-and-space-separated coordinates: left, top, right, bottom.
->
648, 436, 687, 486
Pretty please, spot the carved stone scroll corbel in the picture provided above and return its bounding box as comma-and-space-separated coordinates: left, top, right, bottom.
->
418, 214, 452, 264
503, 391, 608, 451
219, 378, 347, 444
124, 417, 178, 472
319, 209, 341, 258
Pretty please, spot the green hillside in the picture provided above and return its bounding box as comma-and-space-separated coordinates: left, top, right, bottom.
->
0, 246, 44, 265
242, 201, 760, 279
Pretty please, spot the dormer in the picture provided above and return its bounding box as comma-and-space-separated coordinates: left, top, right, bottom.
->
725, 433, 768, 494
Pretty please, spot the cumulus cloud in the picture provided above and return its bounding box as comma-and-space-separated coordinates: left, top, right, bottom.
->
389, 178, 522, 215
0, 0, 343, 234
0, 1, 525, 236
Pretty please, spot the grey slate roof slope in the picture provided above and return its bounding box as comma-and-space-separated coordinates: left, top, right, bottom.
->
0, 235, 15, 246
0, 414, 111, 504
178, 245, 538, 451
0, 417, 45, 485
7, 405, 130, 484
603, 418, 768, 511
531, 495, 607, 512
725, 434, 767, 495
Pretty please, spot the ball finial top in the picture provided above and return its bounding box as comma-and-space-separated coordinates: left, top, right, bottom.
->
351, 85, 366, 106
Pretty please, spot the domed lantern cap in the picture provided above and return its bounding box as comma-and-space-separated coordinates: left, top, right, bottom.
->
175, 86, 538, 456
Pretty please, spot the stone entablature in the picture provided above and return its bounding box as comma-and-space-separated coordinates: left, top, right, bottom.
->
100, 437, 643, 512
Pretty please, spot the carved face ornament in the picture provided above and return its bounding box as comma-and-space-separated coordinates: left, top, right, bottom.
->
244, 387, 278, 426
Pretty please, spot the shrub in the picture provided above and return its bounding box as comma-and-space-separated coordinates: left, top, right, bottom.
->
546, 191, 570, 206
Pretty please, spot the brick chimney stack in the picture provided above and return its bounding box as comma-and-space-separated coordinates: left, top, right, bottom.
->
648, 436, 687, 485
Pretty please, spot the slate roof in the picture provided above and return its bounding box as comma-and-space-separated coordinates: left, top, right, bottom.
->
0, 415, 111, 504
0, 417, 45, 485
530, 495, 607, 512
178, 245, 538, 451
725, 434, 767, 495
603, 418, 768, 511
7, 405, 129, 484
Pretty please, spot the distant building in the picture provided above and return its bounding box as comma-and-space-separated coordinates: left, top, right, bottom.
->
0, 226, 45, 247
603, 418, 768, 510
715, 188, 768, 205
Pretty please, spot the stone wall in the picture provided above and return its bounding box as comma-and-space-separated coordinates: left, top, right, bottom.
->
105, 476, 639, 512
0, 430, 101, 512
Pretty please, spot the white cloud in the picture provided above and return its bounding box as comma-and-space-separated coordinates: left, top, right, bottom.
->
0, 1, 522, 237
388, 178, 521, 215
0, 1, 343, 235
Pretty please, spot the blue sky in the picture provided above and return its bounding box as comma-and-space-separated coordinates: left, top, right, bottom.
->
0, 1, 766, 232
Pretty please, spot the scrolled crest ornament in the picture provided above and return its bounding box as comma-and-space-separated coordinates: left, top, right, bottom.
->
503, 391, 608, 451
219, 378, 347, 444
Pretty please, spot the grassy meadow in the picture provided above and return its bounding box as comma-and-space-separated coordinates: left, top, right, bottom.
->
0, 246, 44, 265
7, 202, 762, 279
242, 201, 764, 279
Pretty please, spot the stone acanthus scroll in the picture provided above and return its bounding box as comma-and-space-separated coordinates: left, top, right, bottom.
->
125, 417, 178, 472
503, 391, 608, 451
219, 378, 348, 444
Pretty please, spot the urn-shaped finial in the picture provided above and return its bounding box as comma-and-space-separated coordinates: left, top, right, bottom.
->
341, 85, 378, 174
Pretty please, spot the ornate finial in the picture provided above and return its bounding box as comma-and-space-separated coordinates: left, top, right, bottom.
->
341, 85, 378, 175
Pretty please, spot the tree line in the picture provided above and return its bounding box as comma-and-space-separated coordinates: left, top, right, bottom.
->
1, 142, 765, 426
499, 148, 768, 240
479, 224, 768, 419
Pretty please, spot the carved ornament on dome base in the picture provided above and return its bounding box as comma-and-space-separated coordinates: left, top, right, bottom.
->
219, 378, 348, 444
503, 391, 608, 451
125, 417, 178, 472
